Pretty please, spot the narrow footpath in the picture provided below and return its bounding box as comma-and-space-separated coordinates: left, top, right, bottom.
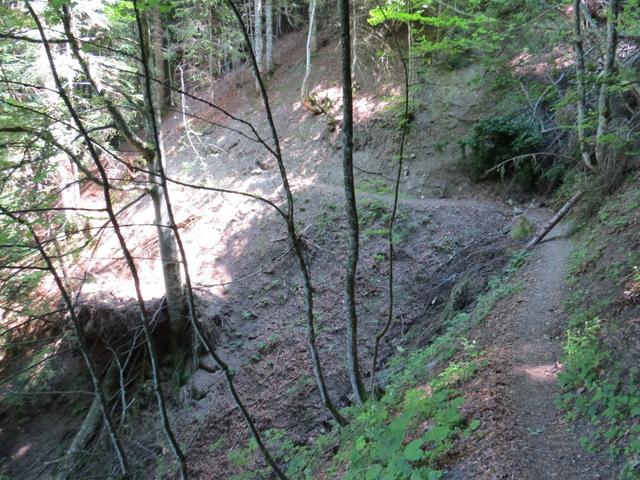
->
448, 224, 615, 479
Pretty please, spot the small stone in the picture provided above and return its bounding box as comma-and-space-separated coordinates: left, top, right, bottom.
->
199, 355, 220, 373
191, 369, 213, 400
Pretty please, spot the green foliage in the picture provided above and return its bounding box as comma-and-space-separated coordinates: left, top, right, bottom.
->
373, 253, 388, 262
286, 375, 313, 395
474, 275, 523, 324
367, 0, 501, 67
558, 314, 608, 395
360, 199, 390, 226
357, 178, 395, 195
509, 215, 535, 241
557, 309, 640, 477
208, 438, 224, 453
310, 259, 525, 479
240, 310, 257, 321
364, 227, 389, 238
337, 385, 466, 480
166, 0, 245, 89
558, 187, 640, 477
462, 114, 543, 189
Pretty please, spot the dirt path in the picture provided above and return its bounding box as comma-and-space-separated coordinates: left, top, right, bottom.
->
449, 224, 615, 479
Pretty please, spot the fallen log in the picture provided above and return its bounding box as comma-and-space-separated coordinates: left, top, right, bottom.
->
526, 190, 584, 250
54, 362, 116, 479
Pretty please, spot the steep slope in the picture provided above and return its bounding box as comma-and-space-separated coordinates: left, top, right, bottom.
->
0, 27, 566, 479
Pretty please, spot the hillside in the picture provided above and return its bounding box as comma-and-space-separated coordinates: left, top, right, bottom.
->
1, 1, 639, 479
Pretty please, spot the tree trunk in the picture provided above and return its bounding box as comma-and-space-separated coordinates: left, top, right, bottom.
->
148, 9, 170, 111
137, 4, 295, 477
581, 3, 640, 102
573, 0, 596, 171
149, 185, 185, 338
300, 0, 317, 101
254, 0, 263, 90
351, 0, 356, 73
213, 7, 219, 79
406, 2, 415, 106
310, 0, 318, 52
369, 3, 411, 394
62, 5, 186, 337
265, 0, 274, 73
54, 362, 117, 480
595, 0, 619, 168
143, 11, 186, 339
277, 1, 282, 37
39, 5, 187, 476
573, 0, 595, 170
57, 155, 81, 226
339, 0, 367, 404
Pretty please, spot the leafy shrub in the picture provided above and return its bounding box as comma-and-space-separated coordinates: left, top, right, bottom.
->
338, 385, 469, 480
462, 114, 543, 190
510, 215, 535, 241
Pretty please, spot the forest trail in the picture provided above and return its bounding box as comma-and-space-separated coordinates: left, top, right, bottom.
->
2, 4, 638, 477
450, 224, 615, 479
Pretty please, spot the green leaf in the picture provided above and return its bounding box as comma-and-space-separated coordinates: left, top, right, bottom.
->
428, 470, 443, 480
469, 419, 481, 431
424, 425, 450, 444
366, 465, 382, 480
355, 435, 367, 450
404, 439, 424, 461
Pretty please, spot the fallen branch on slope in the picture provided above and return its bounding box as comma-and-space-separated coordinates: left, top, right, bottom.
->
526, 190, 584, 250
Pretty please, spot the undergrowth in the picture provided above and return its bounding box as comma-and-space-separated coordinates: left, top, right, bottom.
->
228, 252, 526, 479
558, 177, 640, 479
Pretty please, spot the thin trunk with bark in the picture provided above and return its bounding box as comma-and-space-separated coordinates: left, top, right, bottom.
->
141, 11, 186, 339
57, 155, 81, 226
573, 0, 596, 171
265, 0, 274, 73
526, 191, 583, 250
54, 362, 117, 480
311, 0, 318, 52
39, 5, 188, 476
133, 5, 290, 477
61, 5, 185, 338
339, 0, 367, 404
301, 0, 317, 101
149, 9, 170, 111
595, 0, 619, 167
369, 0, 411, 393
254, 0, 263, 90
